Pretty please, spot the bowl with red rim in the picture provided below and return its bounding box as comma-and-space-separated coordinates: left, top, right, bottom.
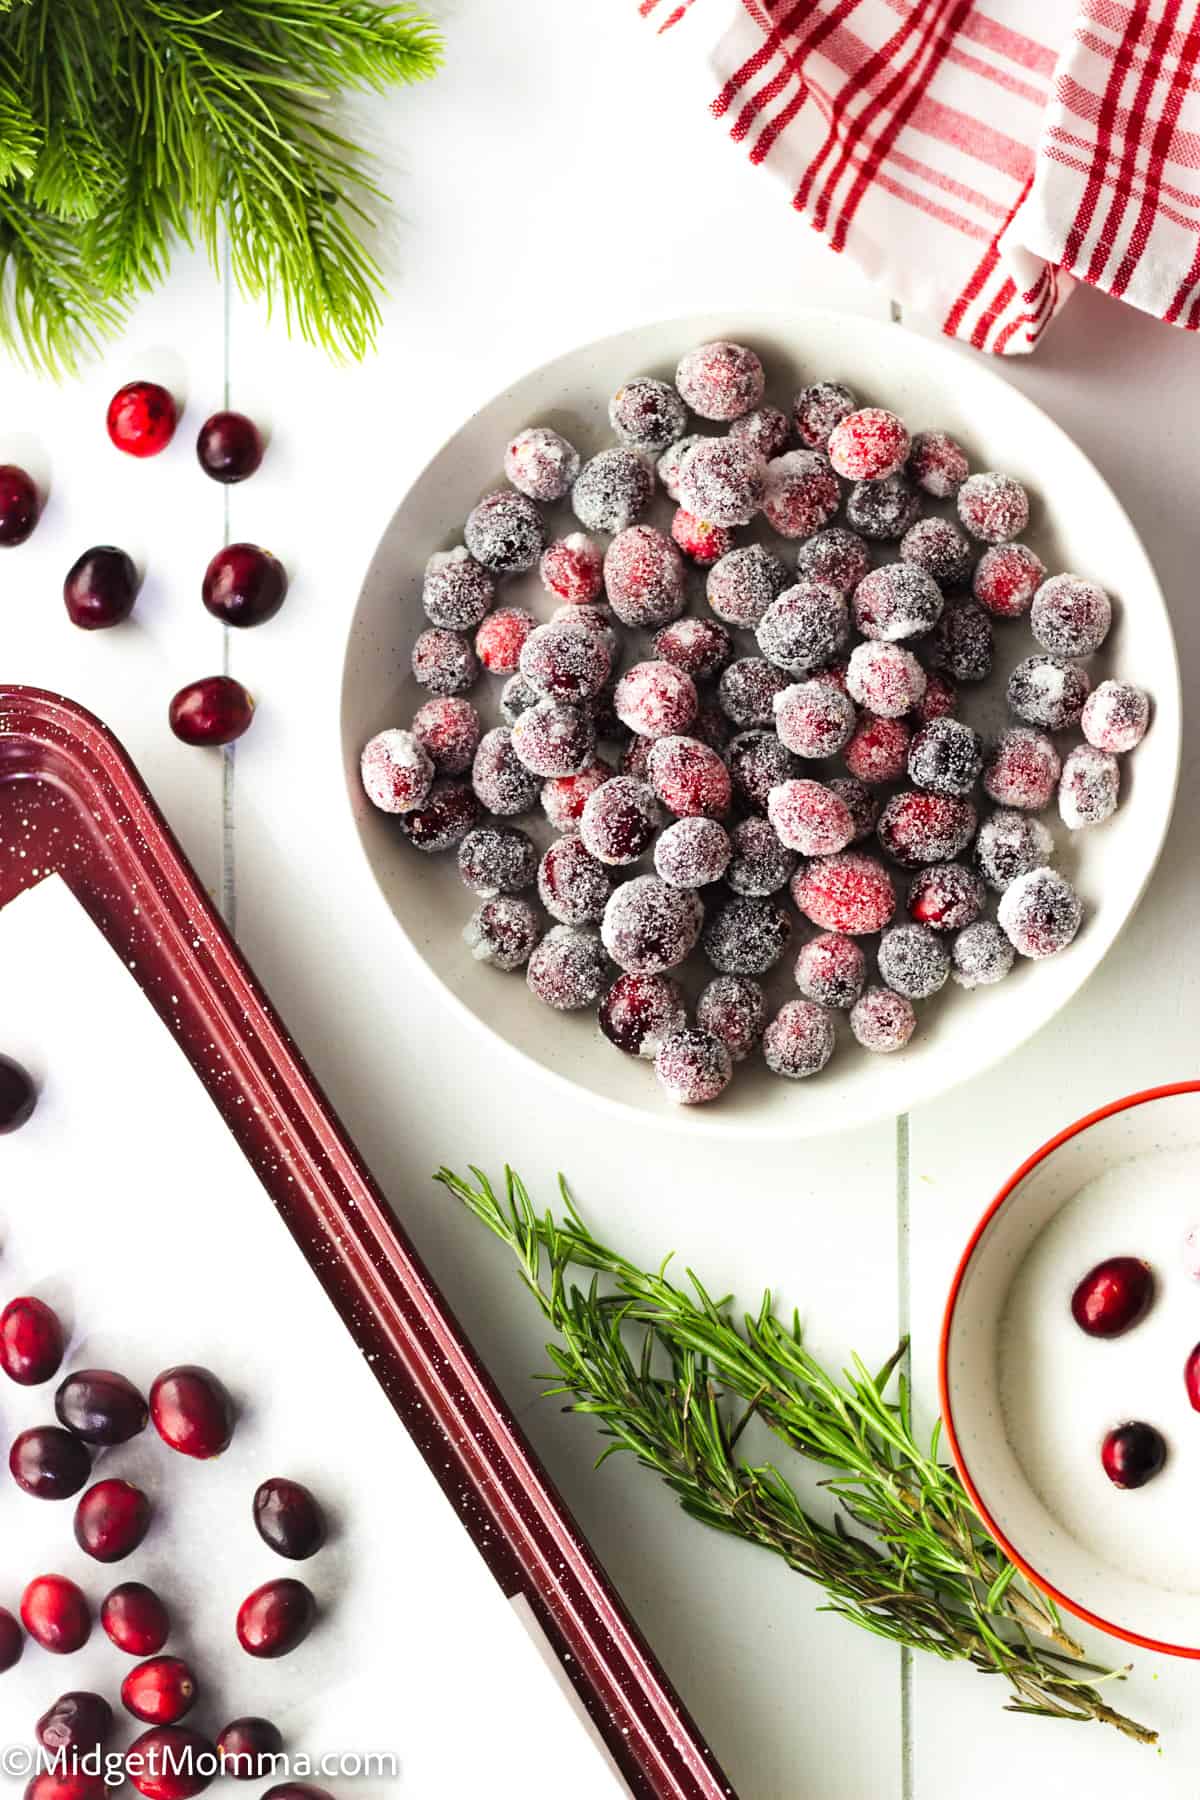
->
940, 1082, 1200, 1657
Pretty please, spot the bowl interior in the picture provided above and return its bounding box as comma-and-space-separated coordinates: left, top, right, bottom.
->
341, 310, 1180, 1137
943, 1088, 1200, 1653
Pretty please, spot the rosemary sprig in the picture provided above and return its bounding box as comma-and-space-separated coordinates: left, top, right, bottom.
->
436, 1165, 1156, 1746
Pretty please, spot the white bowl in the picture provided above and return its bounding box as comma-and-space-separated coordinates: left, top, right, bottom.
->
340, 310, 1180, 1137
941, 1085, 1200, 1656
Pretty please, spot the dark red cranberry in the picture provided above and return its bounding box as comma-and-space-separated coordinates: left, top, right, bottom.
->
10, 1426, 91, 1498
21, 1574, 91, 1653
1, 1295, 64, 1383
25, 1773, 107, 1800
196, 412, 264, 484
201, 545, 287, 627
253, 1478, 326, 1561
169, 676, 255, 747
122, 1656, 197, 1725
0, 1604, 22, 1670
216, 1718, 284, 1780
107, 382, 178, 458
102, 1582, 169, 1656
1070, 1257, 1153, 1338
37, 1691, 115, 1753
1101, 1421, 1166, 1489
0, 1052, 37, 1130
125, 1726, 216, 1800
263, 1787, 332, 1800
149, 1365, 233, 1457
75, 1478, 151, 1562
63, 546, 139, 629
56, 1368, 148, 1443
0, 464, 39, 545
1185, 1343, 1200, 1412
236, 1578, 315, 1658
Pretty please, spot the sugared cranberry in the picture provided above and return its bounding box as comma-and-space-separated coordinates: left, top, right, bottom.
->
675, 341, 764, 421
0, 464, 39, 544
900, 518, 973, 591
1082, 680, 1150, 755
1060, 746, 1120, 831
472, 726, 541, 812
572, 448, 654, 534
75, 1479, 151, 1562
102, 1583, 169, 1656
604, 526, 685, 629
63, 546, 139, 629
791, 853, 896, 936
876, 791, 977, 869
846, 642, 926, 719
601, 876, 702, 976
972, 543, 1044, 617
654, 817, 730, 889
10, 1426, 91, 1498
412, 696, 481, 776
828, 408, 909, 481
541, 760, 612, 832
253, 1478, 326, 1561
579, 776, 660, 866
730, 404, 791, 460
202, 545, 287, 628
761, 451, 839, 538
696, 976, 766, 1062
170, 677, 255, 748
957, 471, 1029, 543
520, 619, 611, 703
975, 809, 1052, 893
457, 826, 536, 899
598, 973, 687, 1059
654, 1029, 732, 1106
126, 1726, 216, 1800
236, 1578, 315, 1659
853, 563, 943, 642
1101, 1422, 1165, 1490
677, 438, 766, 528
983, 728, 1060, 812
670, 508, 734, 566
757, 583, 848, 677
1031, 573, 1112, 657
702, 895, 792, 977
646, 735, 729, 819
526, 926, 608, 1012
793, 382, 855, 450
25, 1773, 106, 1800
504, 427, 580, 500
217, 1719, 284, 1781
907, 430, 968, 498
1007, 655, 1090, 731
908, 719, 982, 798
21, 1575, 91, 1653
463, 896, 541, 972
727, 817, 796, 896
123, 1657, 197, 1725
464, 490, 545, 574
149, 1365, 233, 1458
794, 933, 866, 1009
927, 600, 994, 684
850, 987, 917, 1053
397, 780, 480, 853
1, 1294, 63, 1383
914, 670, 959, 724
794, 527, 871, 597
877, 924, 949, 999
908, 863, 984, 932
763, 1000, 836, 1080
773, 680, 856, 760
766, 779, 854, 856
706, 544, 788, 628
1070, 1257, 1153, 1338
0, 1606, 22, 1671
844, 714, 911, 786
538, 837, 611, 926
718, 658, 791, 730
196, 413, 264, 483
107, 382, 178, 457
951, 921, 1015, 989
539, 534, 604, 605
998, 867, 1083, 959
37, 1691, 114, 1752
726, 731, 792, 811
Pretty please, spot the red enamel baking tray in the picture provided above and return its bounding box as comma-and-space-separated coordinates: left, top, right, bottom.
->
0, 686, 733, 1800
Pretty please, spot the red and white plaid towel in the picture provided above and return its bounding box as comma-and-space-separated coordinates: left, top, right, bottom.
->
641, 0, 1200, 353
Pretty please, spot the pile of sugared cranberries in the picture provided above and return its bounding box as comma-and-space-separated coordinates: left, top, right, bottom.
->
362, 338, 1154, 1104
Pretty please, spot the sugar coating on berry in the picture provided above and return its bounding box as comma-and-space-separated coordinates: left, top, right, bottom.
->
554, 603, 619, 662
500, 673, 540, 725
361, 729, 434, 815
761, 450, 840, 538
678, 438, 767, 526
793, 382, 856, 450
647, 734, 731, 819
655, 817, 731, 888
1007, 655, 1091, 730
472, 727, 540, 814
795, 932, 865, 1009
908, 862, 984, 932
877, 791, 977, 867
730, 406, 791, 460
675, 341, 765, 421
520, 619, 611, 702
908, 718, 982, 797
1059, 744, 1120, 830
504, 428, 580, 502
914, 670, 959, 724
983, 727, 1061, 812
614, 661, 697, 740
458, 825, 537, 897
691, 701, 732, 755
757, 583, 849, 677
697, 975, 766, 1061
413, 696, 481, 775
998, 867, 1083, 958
670, 508, 735, 566
846, 474, 920, 541
620, 735, 652, 779
975, 809, 1053, 891
464, 896, 542, 971
653, 616, 732, 681
853, 564, 943, 643
609, 377, 687, 451
537, 835, 613, 925
476, 606, 536, 674
828, 408, 910, 481
957, 471, 1029, 544
398, 780, 481, 852
655, 1028, 733, 1105
541, 760, 613, 832
718, 658, 791, 729
908, 430, 968, 499
1082, 680, 1150, 754
540, 533, 604, 605
657, 434, 711, 501
764, 999, 837, 1079
413, 627, 479, 695
707, 544, 789, 627
846, 641, 926, 718
850, 986, 916, 1052
951, 920, 1015, 989
773, 680, 856, 759
580, 776, 661, 864
972, 543, 1044, 618
599, 972, 688, 1058
604, 525, 686, 628
464, 489, 546, 573
527, 925, 609, 1010
1031, 574, 1112, 658
422, 547, 495, 629
844, 714, 911, 784
727, 730, 794, 811
927, 600, 993, 683
792, 852, 896, 934
899, 518, 973, 590
572, 449, 655, 533
727, 816, 797, 896
767, 779, 854, 855
510, 700, 595, 777
878, 924, 949, 999
702, 894, 792, 975
794, 527, 871, 596
829, 775, 881, 842
602, 875, 702, 975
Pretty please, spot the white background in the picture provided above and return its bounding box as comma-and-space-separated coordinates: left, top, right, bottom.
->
1, 3, 1198, 1796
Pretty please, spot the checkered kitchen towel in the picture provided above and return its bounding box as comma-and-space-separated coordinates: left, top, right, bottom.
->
641, 0, 1200, 353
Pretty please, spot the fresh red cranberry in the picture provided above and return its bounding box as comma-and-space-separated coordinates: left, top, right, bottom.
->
1101, 1421, 1165, 1489
107, 382, 178, 458
0, 1052, 37, 1130
1185, 1343, 1200, 1412
102, 1583, 169, 1656
201, 545, 287, 628
1, 1295, 64, 1384
37, 1691, 115, 1753
236, 1578, 315, 1658
63, 547, 139, 629
1070, 1257, 1153, 1338
56, 1369, 148, 1443
75, 1478, 151, 1562
216, 1718, 283, 1780
126, 1726, 216, 1800
21, 1575, 91, 1653
25, 1773, 107, 1800
149, 1365, 234, 1457
10, 1425, 91, 1498
0, 464, 40, 545
196, 412, 264, 484
122, 1656, 197, 1725
169, 676, 255, 747
253, 1478, 326, 1561
0, 1604, 22, 1670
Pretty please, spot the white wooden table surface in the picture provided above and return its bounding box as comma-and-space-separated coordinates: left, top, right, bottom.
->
2, 5, 1198, 1796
